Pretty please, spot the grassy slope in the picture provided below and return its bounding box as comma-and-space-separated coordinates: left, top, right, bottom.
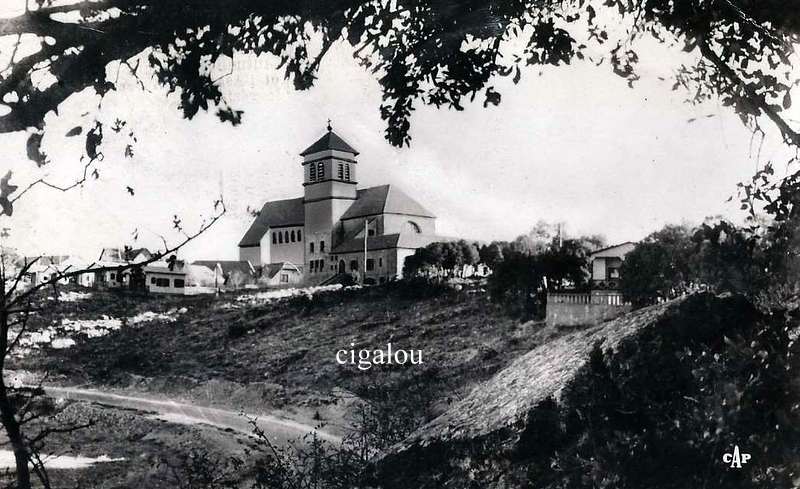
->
16, 284, 563, 419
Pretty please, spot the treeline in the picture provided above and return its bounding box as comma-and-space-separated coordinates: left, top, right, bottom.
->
403, 221, 606, 317
619, 217, 789, 308
402, 240, 482, 278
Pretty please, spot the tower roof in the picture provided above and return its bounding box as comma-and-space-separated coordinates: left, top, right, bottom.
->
300, 130, 359, 157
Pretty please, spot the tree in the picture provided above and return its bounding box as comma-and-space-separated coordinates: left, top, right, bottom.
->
0, 204, 223, 488
619, 224, 694, 307
486, 227, 597, 316
488, 249, 542, 317
2, 1, 800, 484
479, 242, 504, 270
538, 238, 593, 291
689, 219, 769, 295
1, 0, 799, 218
618, 221, 775, 307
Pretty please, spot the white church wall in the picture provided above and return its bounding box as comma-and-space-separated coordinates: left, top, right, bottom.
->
382, 214, 436, 235
268, 226, 304, 266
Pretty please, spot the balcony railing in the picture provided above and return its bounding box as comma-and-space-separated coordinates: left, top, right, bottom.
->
548, 291, 630, 306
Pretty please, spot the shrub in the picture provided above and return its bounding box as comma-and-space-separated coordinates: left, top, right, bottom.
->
539, 295, 800, 489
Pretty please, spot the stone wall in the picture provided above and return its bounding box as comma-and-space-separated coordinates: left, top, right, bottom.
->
546, 302, 631, 326
546, 292, 630, 326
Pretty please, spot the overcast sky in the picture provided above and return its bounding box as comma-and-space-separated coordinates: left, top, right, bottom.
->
2, 24, 797, 261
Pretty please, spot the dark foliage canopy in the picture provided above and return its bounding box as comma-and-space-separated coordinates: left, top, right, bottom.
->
0, 0, 798, 173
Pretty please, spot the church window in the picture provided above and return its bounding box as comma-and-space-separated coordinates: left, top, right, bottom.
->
350, 260, 358, 271
368, 228, 375, 236
297, 230, 302, 241
310, 242, 314, 253
320, 241, 325, 252
320, 259, 325, 269
278, 232, 283, 244
344, 164, 351, 181
317, 161, 325, 179
291, 230, 295, 242
272, 233, 277, 244
338, 163, 344, 180
284, 231, 289, 243
406, 221, 422, 234
366, 259, 375, 271
379, 257, 383, 267
310, 164, 317, 181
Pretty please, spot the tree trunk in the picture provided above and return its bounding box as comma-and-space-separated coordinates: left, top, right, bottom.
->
0, 309, 32, 489
0, 376, 31, 489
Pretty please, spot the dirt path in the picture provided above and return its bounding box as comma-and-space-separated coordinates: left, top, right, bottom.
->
42, 386, 341, 445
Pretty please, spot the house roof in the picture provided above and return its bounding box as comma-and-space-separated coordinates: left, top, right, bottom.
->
238, 197, 305, 247
98, 247, 124, 262
262, 262, 301, 279
589, 241, 637, 259
331, 232, 438, 254
130, 247, 152, 258
300, 130, 359, 157
239, 185, 435, 248
24, 255, 71, 267
340, 185, 435, 220
192, 260, 254, 276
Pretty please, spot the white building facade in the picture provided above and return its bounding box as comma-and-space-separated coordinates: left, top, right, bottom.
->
238, 127, 439, 285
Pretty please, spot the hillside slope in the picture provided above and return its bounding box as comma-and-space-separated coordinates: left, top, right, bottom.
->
374, 293, 800, 489
17, 283, 560, 421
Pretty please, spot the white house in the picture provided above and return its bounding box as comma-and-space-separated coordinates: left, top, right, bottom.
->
144, 260, 216, 295
191, 260, 257, 289
589, 241, 637, 290
21, 255, 94, 288
93, 247, 154, 289
259, 262, 303, 287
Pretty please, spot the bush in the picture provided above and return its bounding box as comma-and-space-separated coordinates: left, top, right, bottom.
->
537, 295, 800, 489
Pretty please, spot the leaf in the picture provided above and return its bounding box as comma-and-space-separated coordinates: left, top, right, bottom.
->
783, 91, 792, 110
65, 126, 82, 137
85, 123, 103, 160
217, 107, 244, 126
0, 171, 18, 216
26, 132, 48, 167
126, 186, 135, 196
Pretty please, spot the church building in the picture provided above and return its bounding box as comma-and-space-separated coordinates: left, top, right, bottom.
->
238, 126, 438, 285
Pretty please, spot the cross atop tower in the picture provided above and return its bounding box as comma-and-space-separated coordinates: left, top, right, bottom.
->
326, 118, 332, 132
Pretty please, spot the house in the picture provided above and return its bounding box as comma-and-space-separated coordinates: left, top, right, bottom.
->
21, 255, 94, 287
191, 260, 257, 289
143, 260, 216, 295
259, 262, 303, 287
589, 241, 637, 290
94, 247, 153, 289
238, 125, 440, 285
546, 241, 637, 327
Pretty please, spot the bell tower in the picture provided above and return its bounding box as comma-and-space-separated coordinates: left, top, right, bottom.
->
301, 123, 359, 278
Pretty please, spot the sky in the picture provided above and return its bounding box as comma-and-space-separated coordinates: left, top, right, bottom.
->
1, 12, 797, 261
